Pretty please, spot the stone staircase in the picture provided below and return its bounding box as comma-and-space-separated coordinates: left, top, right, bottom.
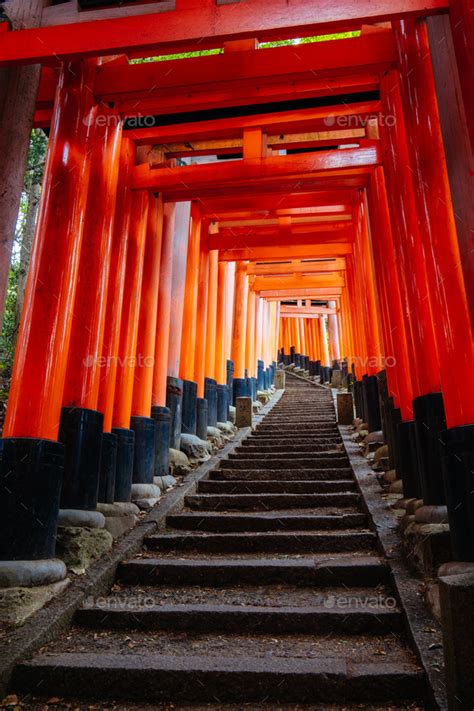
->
12, 375, 427, 708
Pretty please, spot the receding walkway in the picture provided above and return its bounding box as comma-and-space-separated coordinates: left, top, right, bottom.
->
12, 376, 426, 707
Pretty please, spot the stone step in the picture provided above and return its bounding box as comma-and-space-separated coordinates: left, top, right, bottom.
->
13, 653, 425, 703
144, 531, 376, 553
240, 445, 343, 454
166, 511, 366, 531
228, 450, 345, 460
197, 479, 356, 494
75, 601, 402, 634
117, 557, 389, 587
220, 458, 350, 471
185, 492, 360, 510
212, 468, 354, 481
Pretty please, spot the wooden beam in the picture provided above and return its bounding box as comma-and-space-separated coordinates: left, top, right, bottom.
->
201, 191, 357, 217
252, 275, 345, 291
132, 146, 381, 195
127, 101, 381, 146
210, 229, 353, 251
248, 258, 347, 275
218, 243, 353, 262
0, 0, 448, 66
260, 287, 344, 298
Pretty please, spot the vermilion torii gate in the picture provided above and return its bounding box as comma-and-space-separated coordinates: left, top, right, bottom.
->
0, 0, 472, 586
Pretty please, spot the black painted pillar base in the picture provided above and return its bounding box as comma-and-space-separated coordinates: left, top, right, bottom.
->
271, 361, 277, 384
217, 384, 228, 423
111, 427, 134, 502
166, 376, 183, 450
204, 377, 218, 427
389, 405, 402, 475
413, 392, 446, 506
233, 377, 247, 406
257, 360, 265, 390
362, 375, 382, 432
295, 354, 301, 368
58, 406, 103, 511
196, 398, 208, 440
442, 424, 474, 561
264, 368, 271, 390
182, 379, 197, 436
151, 406, 171, 478
290, 347, 295, 364
0, 438, 64, 560
130, 416, 156, 485
98, 432, 117, 504
397, 420, 422, 500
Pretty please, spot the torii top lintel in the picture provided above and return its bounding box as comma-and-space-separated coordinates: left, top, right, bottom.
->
0, 0, 448, 67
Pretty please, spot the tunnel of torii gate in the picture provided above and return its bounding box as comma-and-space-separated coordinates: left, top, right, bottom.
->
0, 0, 473, 578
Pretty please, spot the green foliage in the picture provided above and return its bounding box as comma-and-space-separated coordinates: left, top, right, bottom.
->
130, 31, 360, 64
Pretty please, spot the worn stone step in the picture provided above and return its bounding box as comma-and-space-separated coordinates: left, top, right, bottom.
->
144, 531, 376, 553
228, 450, 345, 460
220, 458, 350, 471
13, 653, 425, 703
117, 557, 389, 587
239, 443, 343, 453
255, 424, 337, 432
185, 492, 360, 510
197, 479, 356, 494
212, 468, 354, 481
166, 511, 366, 531
75, 602, 402, 634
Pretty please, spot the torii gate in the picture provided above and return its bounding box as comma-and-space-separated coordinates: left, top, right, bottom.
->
0, 0, 472, 602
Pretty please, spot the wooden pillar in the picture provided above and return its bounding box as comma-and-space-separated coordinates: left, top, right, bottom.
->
168, 202, 191, 378
320, 316, 330, 367
395, 19, 474, 428
204, 249, 218, 383
179, 202, 202, 384
328, 300, 341, 362
224, 262, 236, 364
4, 60, 98, 441
245, 288, 256, 377
367, 168, 413, 420
194, 234, 210, 398
448, 0, 474, 151
63, 107, 122, 413
152, 204, 176, 408
1, 59, 98, 563
112, 191, 149, 430
132, 194, 164, 417
380, 70, 440, 399
215, 261, 228, 385
98, 138, 134, 432
231, 261, 249, 379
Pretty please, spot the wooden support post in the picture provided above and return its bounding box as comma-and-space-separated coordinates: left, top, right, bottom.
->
328, 300, 341, 362
231, 261, 249, 383
204, 249, 218, 384
320, 316, 330, 368
59, 104, 122, 512
180, 202, 202, 383
245, 288, 256, 378
395, 20, 474, 428
132, 194, 164, 417
113, 191, 149, 430
194, 233, 210, 399
1, 59, 98, 563
215, 262, 228, 386
152, 204, 176, 408
168, 202, 191, 379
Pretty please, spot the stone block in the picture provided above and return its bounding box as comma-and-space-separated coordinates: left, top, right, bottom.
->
0, 579, 70, 626
274, 370, 286, 389
337, 393, 353, 425
236, 396, 253, 428
331, 370, 343, 388
104, 514, 138, 540
402, 522, 451, 577
56, 527, 113, 575
439, 566, 474, 710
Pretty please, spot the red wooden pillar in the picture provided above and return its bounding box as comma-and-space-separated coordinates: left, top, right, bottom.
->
214, 261, 228, 386
231, 261, 249, 401
448, 0, 474, 151
395, 20, 474, 426
367, 168, 413, 421
194, 233, 210, 399
319, 316, 330, 368
395, 20, 474, 554
179, 202, 202, 436
150, 202, 176, 478
245, 288, 257, 379
328, 301, 341, 363
112, 190, 149, 501
60, 104, 122, 512
204, 249, 218, 384
1, 59, 98, 563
